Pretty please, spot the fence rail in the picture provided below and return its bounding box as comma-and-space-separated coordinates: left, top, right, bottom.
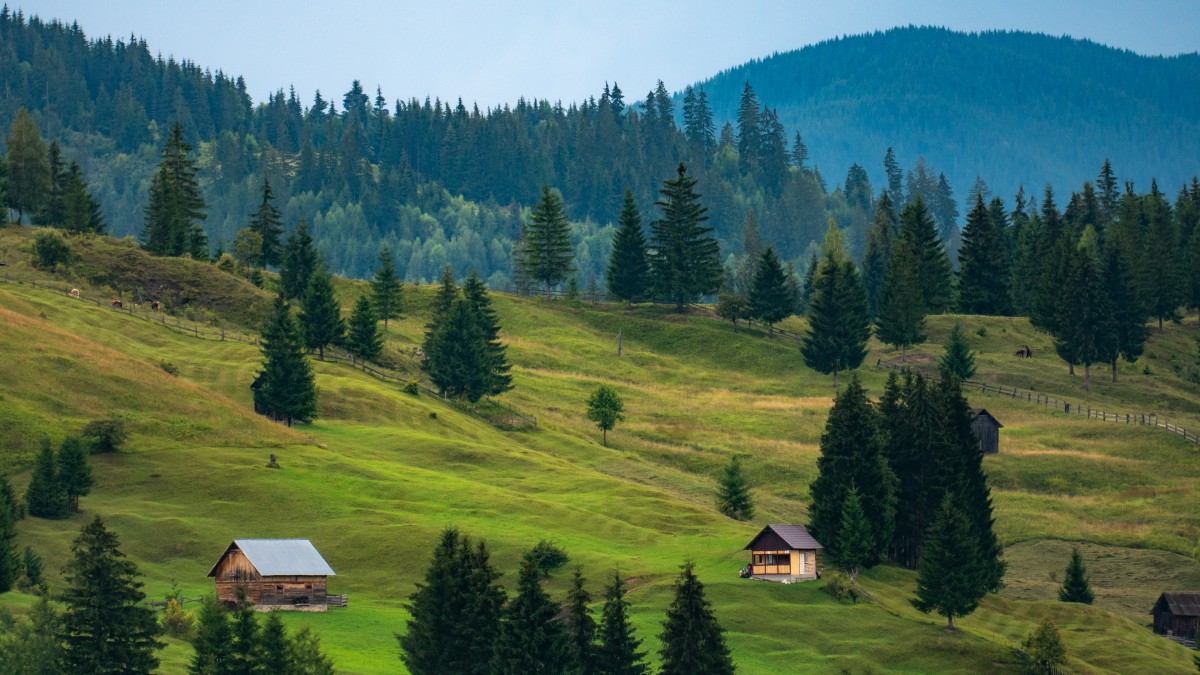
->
876, 359, 1200, 446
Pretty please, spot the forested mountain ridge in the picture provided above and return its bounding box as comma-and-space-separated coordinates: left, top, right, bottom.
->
691, 26, 1200, 198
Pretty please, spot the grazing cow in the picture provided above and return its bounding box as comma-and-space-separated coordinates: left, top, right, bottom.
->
69, 288, 80, 298
111, 299, 123, 309
1015, 345, 1033, 358
150, 300, 160, 311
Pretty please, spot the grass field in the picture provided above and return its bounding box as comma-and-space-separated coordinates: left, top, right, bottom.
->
0, 226, 1198, 673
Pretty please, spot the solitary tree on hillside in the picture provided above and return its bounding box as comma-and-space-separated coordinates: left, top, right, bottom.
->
801, 222, 871, 387
371, 244, 404, 331
649, 163, 722, 309
300, 265, 345, 360
938, 323, 976, 381
522, 185, 574, 298
56, 436, 93, 514
1022, 618, 1067, 674
912, 496, 987, 630
596, 571, 648, 675
1058, 547, 1094, 604
658, 561, 735, 675
607, 189, 651, 304
60, 516, 163, 674
586, 385, 624, 447
255, 297, 317, 426
5, 108, 49, 224
346, 295, 383, 364
249, 178, 284, 267
491, 556, 568, 675
748, 245, 793, 336
715, 456, 755, 521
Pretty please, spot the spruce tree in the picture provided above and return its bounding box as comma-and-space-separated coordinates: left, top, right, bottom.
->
371, 244, 404, 331
834, 486, 874, 580
289, 625, 337, 675
60, 516, 163, 673
596, 571, 648, 675
249, 178, 284, 267
56, 435, 93, 514
801, 222, 871, 387
300, 265, 345, 360
346, 295, 383, 364
938, 323, 976, 380
649, 163, 722, 309
898, 196, 953, 313
280, 220, 319, 301
1058, 547, 1095, 604
912, 496, 986, 630
424, 299, 488, 402
492, 556, 567, 675
141, 122, 207, 258
255, 297, 318, 426
1102, 245, 1148, 382
564, 567, 598, 675
863, 191, 898, 317
38, 140, 66, 227
462, 271, 513, 396
958, 193, 1011, 314
0, 594, 62, 674
606, 189, 651, 303
25, 440, 67, 519
1138, 181, 1182, 331
875, 238, 927, 354
259, 611, 292, 674
230, 597, 261, 674
5, 108, 49, 224
658, 561, 734, 675
61, 162, 105, 234
523, 185, 574, 298
748, 245, 792, 336
1055, 240, 1115, 390
0, 475, 17, 593
715, 456, 755, 521
883, 147, 905, 207
190, 598, 234, 675
586, 385, 624, 447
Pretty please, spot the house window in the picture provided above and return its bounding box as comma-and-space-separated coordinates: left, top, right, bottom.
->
305, 584, 313, 590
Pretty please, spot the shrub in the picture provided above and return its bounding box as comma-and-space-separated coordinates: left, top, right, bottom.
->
82, 418, 127, 453
525, 540, 569, 577
161, 597, 196, 640
32, 230, 72, 269
1021, 617, 1066, 674
158, 360, 180, 376
404, 381, 421, 396
822, 571, 859, 603
976, 326, 988, 337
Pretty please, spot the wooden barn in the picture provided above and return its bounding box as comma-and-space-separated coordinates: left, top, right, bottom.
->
971, 408, 1003, 454
743, 524, 822, 582
1151, 592, 1200, 641
207, 539, 337, 610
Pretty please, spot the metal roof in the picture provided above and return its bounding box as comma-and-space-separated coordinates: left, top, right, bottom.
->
207, 539, 335, 577
1155, 592, 1200, 616
744, 524, 823, 551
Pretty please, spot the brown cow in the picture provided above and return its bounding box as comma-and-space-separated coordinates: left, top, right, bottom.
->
111, 299, 123, 309
150, 300, 160, 311
69, 288, 80, 298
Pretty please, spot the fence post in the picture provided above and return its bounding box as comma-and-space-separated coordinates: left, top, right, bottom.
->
1064, 402, 1070, 414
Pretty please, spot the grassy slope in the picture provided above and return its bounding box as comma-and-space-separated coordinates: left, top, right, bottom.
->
0, 228, 1197, 673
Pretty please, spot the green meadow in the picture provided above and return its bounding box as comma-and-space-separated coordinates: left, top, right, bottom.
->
0, 227, 1197, 673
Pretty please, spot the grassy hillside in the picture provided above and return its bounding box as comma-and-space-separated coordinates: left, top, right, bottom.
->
0, 228, 1198, 672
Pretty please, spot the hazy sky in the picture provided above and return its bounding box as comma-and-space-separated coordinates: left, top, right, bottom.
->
17, 1, 1200, 109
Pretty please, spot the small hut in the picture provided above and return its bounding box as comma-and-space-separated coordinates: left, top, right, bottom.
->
1151, 592, 1200, 640
207, 539, 337, 610
971, 408, 1003, 454
743, 524, 822, 582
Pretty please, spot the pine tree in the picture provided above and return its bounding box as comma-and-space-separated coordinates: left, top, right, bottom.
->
596, 571, 648, 675
1058, 547, 1094, 604
1097, 159, 1120, 228
289, 625, 337, 675
564, 567, 598, 675
255, 297, 318, 426
606, 189, 651, 303
371, 244, 404, 331
259, 611, 292, 674
883, 147, 905, 207
958, 193, 1011, 314
834, 486, 874, 580
1102, 245, 1148, 382
300, 265, 345, 360
230, 597, 261, 674
938, 323, 976, 380
1022, 618, 1067, 674
748, 246, 792, 336
60, 516, 163, 673
863, 191, 898, 317
280, 220, 319, 301
715, 456, 755, 521
0, 594, 62, 674
25, 440, 67, 519
586, 385, 624, 447
249, 178, 284, 267
912, 497, 987, 630
1054, 238, 1115, 390
523, 185, 574, 298
5, 108, 49, 224
56, 435, 93, 514
346, 295, 383, 364
492, 556, 567, 675
189, 598, 234, 674
735, 83, 761, 173
898, 196, 953, 313
808, 376, 896, 569
649, 163, 722, 309
0, 475, 17, 593
462, 271, 512, 396
61, 161, 106, 234
1138, 181, 1183, 330
875, 238, 927, 354
141, 122, 207, 258
38, 140, 65, 227
424, 299, 488, 401
658, 561, 734, 675
801, 222, 871, 387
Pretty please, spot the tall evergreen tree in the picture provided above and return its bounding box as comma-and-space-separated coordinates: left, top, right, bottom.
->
523, 185, 574, 298
1102, 245, 1149, 382
56, 435, 93, 514
863, 191, 899, 317
883, 147, 905, 207
801, 222, 871, 387
462, 271, 513, 396
1058, 547, 1095, 604
5, 108, 49, 224
898, 196, 953, 313
492, 556, 567, 675
748, 246, 792, 336
190, 598, 233, 675
875, 238, 927, 354
280, 220, 320, 301
1097, 159, 1120, 229
300, 265, 345, 360
424, 298, 488, 401
958, 193, 1011, 314
715, 455, 755, 521
38, 140, 65, 226
60, 516, 163, 674
649, 163, 722, 309
249, 178, 284, 267
1139, 180, 1183, 330
371, 244, 404, 331
230, 597, 261, 674
658, 561, 734, 675
564, 567, 598, 675
596, 571, 648, 675
834, 486, 875, 580
938, 323, 977, 380
0, 475, 17, 593
259, 611, 292, 674
606, 189, 651, 303
808, 376, 897, 568
911, 496, 986, 631
25, 440, 67, 519
141, 122, 207, 258
254, 297, 318, 426
1055, 240, 1115, 390
735, 83, 761, 173
346, 295, 383, 364
61, 162, 105, 234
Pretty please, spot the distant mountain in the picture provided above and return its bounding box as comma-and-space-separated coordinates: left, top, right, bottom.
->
689, 26, 1200, 197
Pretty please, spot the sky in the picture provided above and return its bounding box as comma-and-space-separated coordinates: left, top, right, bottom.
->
16, 0, 1200, 110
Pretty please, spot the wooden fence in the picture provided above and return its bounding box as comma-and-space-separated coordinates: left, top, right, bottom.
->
876, 359, 1200, 446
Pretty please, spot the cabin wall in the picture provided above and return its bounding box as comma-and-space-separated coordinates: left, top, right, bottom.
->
260, 576, 328, 606
972, 419, 1000, 454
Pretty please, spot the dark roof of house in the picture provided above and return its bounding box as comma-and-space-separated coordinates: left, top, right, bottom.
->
207, 539, 336, 577
971, 408, 1004, 428
1153, 592, 1200, 616
744, 524, 823, 551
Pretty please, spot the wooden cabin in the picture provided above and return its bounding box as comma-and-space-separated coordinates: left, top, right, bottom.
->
971, 408, 1003, 454
207, 539, 336, 610
743, 524, 822, 582
1151, 592, 1200, 640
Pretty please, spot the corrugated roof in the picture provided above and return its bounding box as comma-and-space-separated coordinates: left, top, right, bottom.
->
744, 524, 823, 550
207, 539, 335, 577
1158, 592, 1200, 616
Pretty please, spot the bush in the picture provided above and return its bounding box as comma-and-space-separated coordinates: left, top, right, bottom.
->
1021, 617, 1066, 674
525, 540, 569, 577
32, 230, 72, 269
158, 360, 180, 377
822, 571, 859, 603
82, 418, 127, 453
976, 326, 988, 337
404, 381, 421, 396
161, 597, 196, 640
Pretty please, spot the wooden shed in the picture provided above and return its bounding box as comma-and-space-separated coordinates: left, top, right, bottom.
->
743, 524, 822, 582
1151, 592, 1200, 641
971, 408, 1003, 454
207, 539, 337, 610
